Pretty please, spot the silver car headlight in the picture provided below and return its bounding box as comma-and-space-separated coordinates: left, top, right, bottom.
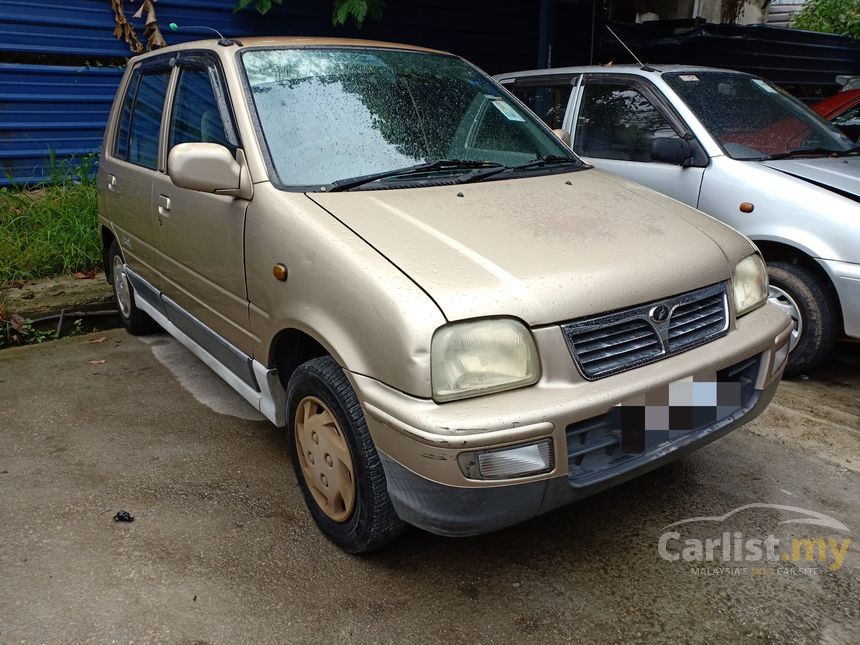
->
732, 254, 768, 316
431, 318, 540, 402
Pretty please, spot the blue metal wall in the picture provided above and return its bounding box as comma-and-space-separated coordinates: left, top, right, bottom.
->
0, 0, 542, 186
0, 64, 122, 185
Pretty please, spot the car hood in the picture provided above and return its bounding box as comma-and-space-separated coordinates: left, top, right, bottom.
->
309, 169, 753, 325
762, 157, 860, 200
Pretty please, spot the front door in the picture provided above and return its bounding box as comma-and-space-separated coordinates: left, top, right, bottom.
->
151, 52, 253, 355
571, 75, 707, 207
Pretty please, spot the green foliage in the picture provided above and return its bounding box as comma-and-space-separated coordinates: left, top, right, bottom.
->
233, 0, 283, 15
332, 0, 385, 27
0, 155, 101, 286
793, 0, 860, 39
233, 0, 384, 27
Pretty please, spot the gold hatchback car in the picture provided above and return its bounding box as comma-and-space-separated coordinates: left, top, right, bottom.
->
99, 37, 793, 552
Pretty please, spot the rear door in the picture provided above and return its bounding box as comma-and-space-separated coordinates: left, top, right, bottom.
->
102, 57, 172, 287
151, 51, 253, 355
571, 74, 707, 207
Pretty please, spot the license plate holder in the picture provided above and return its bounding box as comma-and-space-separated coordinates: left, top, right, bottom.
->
610, 374, 740, 454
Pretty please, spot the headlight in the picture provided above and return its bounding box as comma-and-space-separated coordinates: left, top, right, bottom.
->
732, 254, 768, 316
431, 318, 540, 402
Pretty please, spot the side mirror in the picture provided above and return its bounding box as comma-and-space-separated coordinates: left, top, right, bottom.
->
649, 137, 695, 167
552, 128, 571, 147
168, 142, 242, 194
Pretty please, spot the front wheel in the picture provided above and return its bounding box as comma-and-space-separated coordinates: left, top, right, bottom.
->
766, 261, 837, 376
287, 356, 404, 553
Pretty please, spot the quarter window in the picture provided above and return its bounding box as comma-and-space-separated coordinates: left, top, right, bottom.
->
574, 82, 682, 162
168, 67, 231, 150
114, 67, 170, 169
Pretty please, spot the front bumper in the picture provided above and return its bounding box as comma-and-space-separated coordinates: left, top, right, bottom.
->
819, 259, 860, 338
351, 303, 792, 537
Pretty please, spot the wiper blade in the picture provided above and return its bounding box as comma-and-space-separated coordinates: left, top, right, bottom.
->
509, 154, 581, 172
766, 147, 860, 160
326, 159, 505, 192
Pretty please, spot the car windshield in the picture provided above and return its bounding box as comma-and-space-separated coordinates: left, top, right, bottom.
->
241, 47, 578, 189
664, 72, 857, 160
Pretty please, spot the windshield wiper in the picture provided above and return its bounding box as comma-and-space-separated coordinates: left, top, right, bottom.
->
509, 154, 582, 172
765, 146, 860, 161
326, 159, 506, 192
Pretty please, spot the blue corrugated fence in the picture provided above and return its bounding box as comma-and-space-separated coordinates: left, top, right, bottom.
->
0, 0, 542, 186
0, 64, 123, 185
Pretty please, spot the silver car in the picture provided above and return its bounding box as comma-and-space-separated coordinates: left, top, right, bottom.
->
496, 65, 860, 374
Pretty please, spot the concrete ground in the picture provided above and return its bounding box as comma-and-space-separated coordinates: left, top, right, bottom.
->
0, 330, 857, 644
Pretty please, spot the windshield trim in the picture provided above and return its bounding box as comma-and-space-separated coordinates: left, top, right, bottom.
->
661, 70, 853, 162
236, 45, 582, 192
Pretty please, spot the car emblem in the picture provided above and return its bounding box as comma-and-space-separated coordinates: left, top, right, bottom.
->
650, 304, 671, 323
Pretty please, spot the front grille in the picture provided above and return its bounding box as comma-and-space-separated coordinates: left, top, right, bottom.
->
562, 283, 729, 379
668, 292, 727, 350
573, 319, 662, 377
566, 356, 760, 486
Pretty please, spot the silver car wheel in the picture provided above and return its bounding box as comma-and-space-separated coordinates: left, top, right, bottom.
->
112, 255, 132, 319
768, 285, 802, 352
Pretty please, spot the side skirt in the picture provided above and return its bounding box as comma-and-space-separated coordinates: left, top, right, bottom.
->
128, 267, 287, 427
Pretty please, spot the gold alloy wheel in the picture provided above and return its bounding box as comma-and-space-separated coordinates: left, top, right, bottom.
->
295, 396, 356, 522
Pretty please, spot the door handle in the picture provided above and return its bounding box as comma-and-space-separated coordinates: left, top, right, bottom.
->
157, 194, 171, 219
107, 174, 117, 192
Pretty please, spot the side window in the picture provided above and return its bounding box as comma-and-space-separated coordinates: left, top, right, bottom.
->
507, 80, 574, 130
574, 82, 682, 162
114, 73, 140, 160
168, 67, 231, 150
114, 66, 170, 169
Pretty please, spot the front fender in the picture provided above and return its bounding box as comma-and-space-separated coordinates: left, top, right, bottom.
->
245, 184, 446, 398
699, 158, 860, 264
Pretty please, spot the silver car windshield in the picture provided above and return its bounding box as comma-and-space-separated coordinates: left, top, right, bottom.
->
241, 47, 577, 188
664, 72, 857, 160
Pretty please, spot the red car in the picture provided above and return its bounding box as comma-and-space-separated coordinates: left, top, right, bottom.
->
813, 89, 860, 142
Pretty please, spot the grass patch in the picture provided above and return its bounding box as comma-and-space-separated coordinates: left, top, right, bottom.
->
0, 154, 101, 286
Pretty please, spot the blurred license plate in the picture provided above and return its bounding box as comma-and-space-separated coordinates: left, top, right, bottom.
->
610, 374, 741, 454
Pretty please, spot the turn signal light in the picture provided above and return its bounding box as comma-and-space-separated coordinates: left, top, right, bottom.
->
458, 438, 554, 480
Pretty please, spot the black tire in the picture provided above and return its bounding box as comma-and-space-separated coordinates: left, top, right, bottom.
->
287, 356, 404, 553
767, 261, 837, 376
107, 239, 158, 335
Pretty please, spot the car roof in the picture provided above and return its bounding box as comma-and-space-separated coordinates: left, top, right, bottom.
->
494, 64, 748, 81
128, 36, 448, 62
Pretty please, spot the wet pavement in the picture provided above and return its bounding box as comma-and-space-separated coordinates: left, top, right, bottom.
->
0, 331, 857, 644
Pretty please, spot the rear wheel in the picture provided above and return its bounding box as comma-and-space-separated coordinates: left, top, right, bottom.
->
287, 356, 404, 552
766, 261, 837, 376
108, 240, 158, 335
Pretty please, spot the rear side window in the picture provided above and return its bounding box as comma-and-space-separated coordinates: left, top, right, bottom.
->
113, 66, 170, 169
114, 73, 139, 161
168, 68, 231, 150
507, 79, 574, 130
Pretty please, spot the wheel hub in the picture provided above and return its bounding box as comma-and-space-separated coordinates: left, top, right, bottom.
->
295, 396, 356, 523
768, 285, 803, 352
112, 255, 132, 318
